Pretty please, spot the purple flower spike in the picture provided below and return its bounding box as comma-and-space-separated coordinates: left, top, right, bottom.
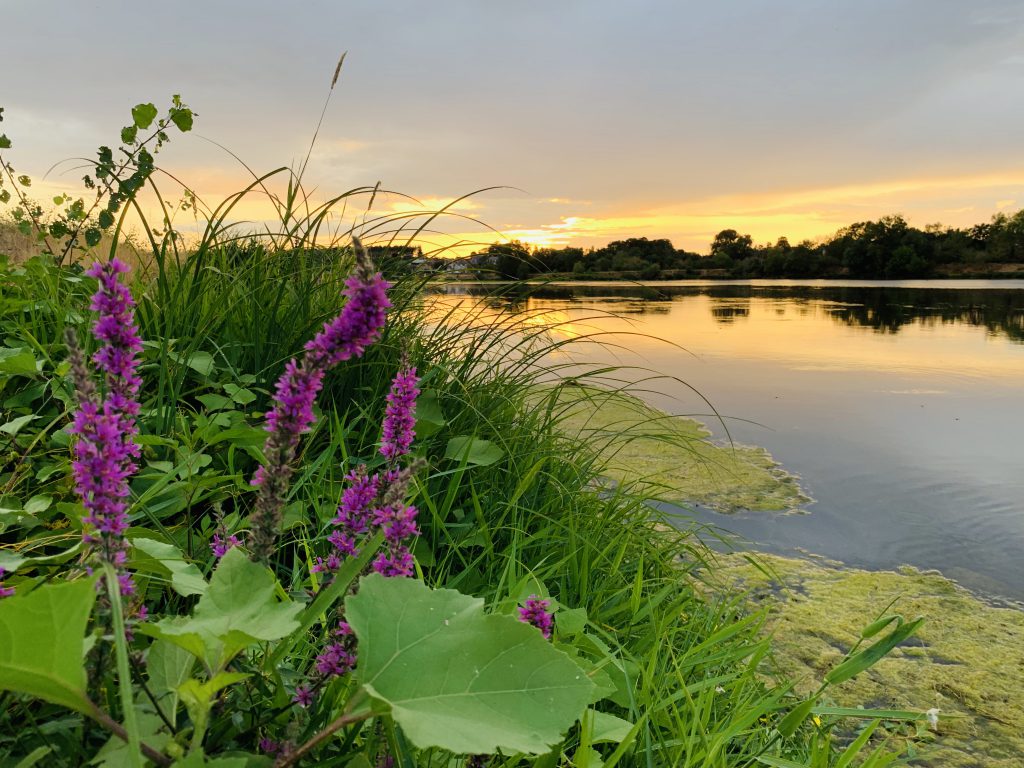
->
249, 239, 391, 563
304, 263, 391, 369
518, 595, 553, 639
66, 258, 143, 596
211, 531, 241, 558
381, 361, 420, 462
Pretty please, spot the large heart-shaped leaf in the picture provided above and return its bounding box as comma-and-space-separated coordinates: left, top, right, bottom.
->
141, 548, 300, 671
0, 577, 97, 713
347, 574, 596, 755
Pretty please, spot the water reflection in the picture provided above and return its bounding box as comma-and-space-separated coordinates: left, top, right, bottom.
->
428, 279, 1024, 600
433, 280, 1024, 342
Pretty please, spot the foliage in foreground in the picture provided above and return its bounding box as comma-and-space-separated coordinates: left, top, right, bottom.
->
0, 98, 925, 766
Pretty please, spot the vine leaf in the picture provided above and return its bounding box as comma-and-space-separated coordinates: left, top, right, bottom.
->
0, 577, 97, 713
347, 574, 597, 755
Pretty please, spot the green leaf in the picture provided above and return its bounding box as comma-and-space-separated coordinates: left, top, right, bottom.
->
0, 414, 38, 436
141, 548, 301, 671
84, 228, 101, 247
131, 103, 158, 130
825, 617, 925, 686
588, 710, 634, 744
0, 347, 39, 377
0, 134, 11, 149
179, 672, 249, 713
777, 696, 817, 737
120, 125, 138, 145
223, 384, 256, 406
17, 175, 31, 187
98, 209, 115, 229
444, 436, 504, 467
197, 393, 232, 412
93, 710, 171, 768
557, 607, 587, 637
131, 537, 207, 597
169, 108, 194, 133
413, 391, 445, 438
11, 746, 51, 768
347, 574, 596, 754
147, 639, 195, 723
23, 495, 52, 516
0, 577, 97, 713
166, 350, 215, 377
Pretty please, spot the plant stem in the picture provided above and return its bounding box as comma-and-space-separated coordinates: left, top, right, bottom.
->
87, 701, 172, 767
274, 692, 372, 768
103, 563, 144, 768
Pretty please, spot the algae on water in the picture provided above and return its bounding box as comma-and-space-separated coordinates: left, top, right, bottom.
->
708, 553, 1024, 768
553, 387, 811, 513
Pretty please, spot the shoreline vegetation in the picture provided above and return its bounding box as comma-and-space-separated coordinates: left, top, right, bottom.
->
422, 213, 1024, 282
1, 96, 1017, 766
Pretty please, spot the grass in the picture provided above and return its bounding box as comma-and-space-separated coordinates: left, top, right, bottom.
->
0, 108, 921, 765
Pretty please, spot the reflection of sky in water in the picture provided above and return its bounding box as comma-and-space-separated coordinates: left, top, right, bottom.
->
431, 282, 1024, 601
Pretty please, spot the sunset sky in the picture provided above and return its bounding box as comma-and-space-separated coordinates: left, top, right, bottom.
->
4, 0, 1024, 253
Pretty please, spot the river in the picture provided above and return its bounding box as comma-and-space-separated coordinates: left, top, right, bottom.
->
429, 279, 1024, 602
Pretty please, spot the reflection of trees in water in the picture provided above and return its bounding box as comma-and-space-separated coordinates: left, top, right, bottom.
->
432, 282, 1024, 342
710, 300, 751, 324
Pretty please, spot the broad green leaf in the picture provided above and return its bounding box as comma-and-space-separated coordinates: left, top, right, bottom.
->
24, 495, 52, 516
825, 617, 925, 686
0, 577, 97, 713
169, 107, 194, 132
131, 537, 207, 597
197, 394, 232, 412
182, 351, 214, 376
131, 103, 158, 129
1, 414, 39, 437
347, 574, 596, 755
557, 607, 587, 637
141, 548, 301, 671
444, 436, 504, 467
223, 384, 256, 405
0, 348, 38, 377
588, 710, 634, 744
147, 639, 195, 723
414, 391, 445, 437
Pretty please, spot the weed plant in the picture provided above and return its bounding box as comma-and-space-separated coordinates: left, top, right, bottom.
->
0, 92, 924, 767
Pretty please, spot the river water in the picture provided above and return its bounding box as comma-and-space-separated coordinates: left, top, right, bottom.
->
431, 280, 1024, 601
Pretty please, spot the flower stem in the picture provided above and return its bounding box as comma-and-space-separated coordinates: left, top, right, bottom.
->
103, 562, 143, 768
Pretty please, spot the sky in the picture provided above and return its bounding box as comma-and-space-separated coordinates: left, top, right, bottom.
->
3, 0, 1024, 254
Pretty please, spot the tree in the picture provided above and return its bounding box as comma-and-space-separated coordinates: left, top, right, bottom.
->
710, 230, 754, 261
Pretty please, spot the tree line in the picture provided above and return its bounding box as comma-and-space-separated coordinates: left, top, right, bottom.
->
474, 210, 1024, 280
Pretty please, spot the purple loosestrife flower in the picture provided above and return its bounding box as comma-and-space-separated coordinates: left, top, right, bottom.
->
380, 360, 419, 461
66, 258, 143, 596
0, 568, 14, 598
249, 239, 391, 563
518, 595, 553, 639
371, 503, 420, 578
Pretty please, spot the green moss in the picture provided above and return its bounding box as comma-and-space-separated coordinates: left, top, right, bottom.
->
707, 553, 1024, 768
553, 387, 811, 513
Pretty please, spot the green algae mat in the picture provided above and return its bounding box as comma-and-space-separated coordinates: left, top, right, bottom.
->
553, 387, 810, 513
708, 553, 1024, 768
